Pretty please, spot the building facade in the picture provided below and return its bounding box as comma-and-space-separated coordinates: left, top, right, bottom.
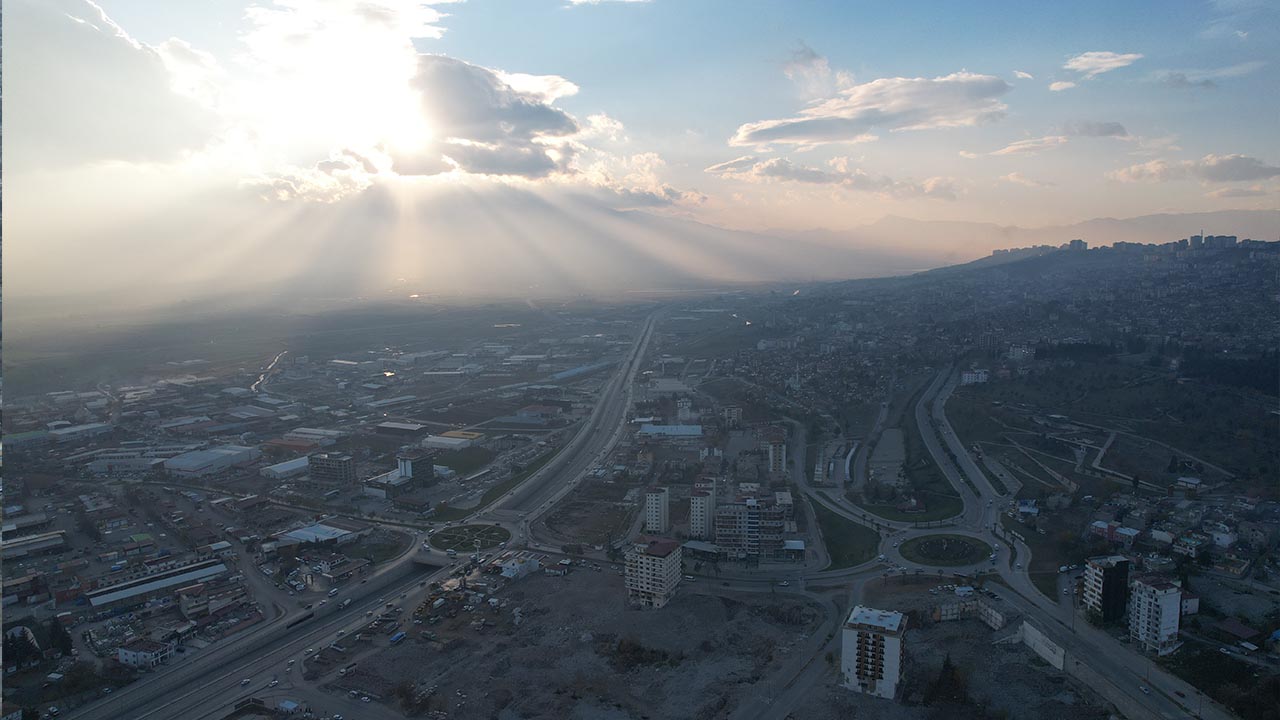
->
1129, 576, 1182, 656
841, 606, 906, 700
308, 453, 355, 484
644, 488, 670, 534
1083, 555, 1130, 623
625, 537, 682, 609
689, 491, 713, 540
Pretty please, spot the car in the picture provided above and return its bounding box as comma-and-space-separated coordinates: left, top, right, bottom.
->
779, 581, 790, 587
241, 679, 251, 686
1015, 563, 1023, 570
1219, 647, 1232, 655
304, 648, 315, 655
1139, 686, 1150, 695
269, 680, 279, 688
287, 659, 295, 666
361, 696, 371, 703
1063, 588, 1070, 596
336, 630, 346, 637
1174, 690, 1186, 698
366, 610, 374, 616
877, 554, 886, 562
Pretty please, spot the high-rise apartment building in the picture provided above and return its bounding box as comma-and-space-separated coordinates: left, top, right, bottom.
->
713, 497, 785, 559
644, 487, 670, 533
1083, 555, 1130, 623
624, 537, 682, 609
689, 491, 714, 540
762, 427, 787, 475
841, 605, 906, 700
1129, 576, 1182, 656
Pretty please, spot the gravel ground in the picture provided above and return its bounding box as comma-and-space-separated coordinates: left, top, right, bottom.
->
338, 568, 824, 718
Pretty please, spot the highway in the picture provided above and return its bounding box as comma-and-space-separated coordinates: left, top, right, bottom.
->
67, 311, 659, 720
488, 311, 658, 545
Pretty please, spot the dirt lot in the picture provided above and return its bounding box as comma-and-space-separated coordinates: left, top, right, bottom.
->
796, 580, 1113, 720
543, 477, 640, 547
337, 568, 825, 719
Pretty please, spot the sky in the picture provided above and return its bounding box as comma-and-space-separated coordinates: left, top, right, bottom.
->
4, 0, 1279, 311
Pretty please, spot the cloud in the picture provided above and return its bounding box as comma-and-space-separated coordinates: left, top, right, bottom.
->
990, 135, 1068, 156
1013, 70, 1034, 80
244, 148, 381, 202
706, 156, 957, 200
391, 55, 580, 178
5, 0, 218, 171
958, 151, 979, 159
567, 0, 649, 4
1205, 186, 1268, 198
782, 42, 854, 99
1000, 172, 1054, 188
1160, 72, 1217, 90
1108, 154, 1280, 183
730, 72, 1010, 148
1156, 61, 1266, 89
1063, 120, 1128, 137
1048, 81, 1077, 92
1196, 154, 1280, 182
1064, 51, 1143, 78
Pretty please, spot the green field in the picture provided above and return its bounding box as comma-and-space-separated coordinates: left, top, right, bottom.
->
811, 499, 880, 570
432, 449, 559, 522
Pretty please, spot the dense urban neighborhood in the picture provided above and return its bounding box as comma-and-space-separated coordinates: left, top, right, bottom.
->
3, 235, 1279, 720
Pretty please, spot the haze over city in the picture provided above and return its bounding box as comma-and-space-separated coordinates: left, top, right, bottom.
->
2, 3, 1279, 720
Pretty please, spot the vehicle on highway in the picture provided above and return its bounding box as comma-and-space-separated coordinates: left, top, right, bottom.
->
304, 648, 315, 655
269, 680, 278, 688
240, 679, 251, 686
361, 696, 371, 703
1139, 686, 1150, 695
780, 581, 790, 587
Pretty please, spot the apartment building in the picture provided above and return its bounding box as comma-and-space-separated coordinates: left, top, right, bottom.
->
713, 497, 785, 559
625, 537, 682, 609
308, 452, 356, 484
689, 491, 714, 540
841, 605, 907, 700
1129, 576, 1182, 656
645, 487, 670, 534
1083, 555, 1130, 623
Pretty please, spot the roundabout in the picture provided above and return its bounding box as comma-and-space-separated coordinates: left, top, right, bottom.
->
897, 533, 991, 567
428, 523, 511, 551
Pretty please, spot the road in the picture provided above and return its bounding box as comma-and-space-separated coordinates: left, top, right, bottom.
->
769, 366, 1233, 720
490, 312, 658, 546
70, 312, 659, 720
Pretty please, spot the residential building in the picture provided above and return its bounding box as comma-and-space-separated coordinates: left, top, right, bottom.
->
625, 537, 682, 609
841, 605, 907, 700
1129, 576, 1182, 656
645, 488, 670, 533
713, 498, 785, 559
1083, 555, 1129, 623
308, 453, 355, 484
762, 427, 787, 475
689, 491, 714, 540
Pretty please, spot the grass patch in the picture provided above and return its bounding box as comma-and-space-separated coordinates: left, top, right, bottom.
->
811, 499, 880, 570
1162, 647, 1280, 720
432, 449, 559, 521
899, 534, 992, 567
849, 490, 964, 523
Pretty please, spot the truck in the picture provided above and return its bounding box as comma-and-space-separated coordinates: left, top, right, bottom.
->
338, 663, 358, 677
389, 631, 407, 645
340, 598, 352, 609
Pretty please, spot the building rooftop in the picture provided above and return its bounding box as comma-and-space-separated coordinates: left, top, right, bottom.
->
846, 605, 905, 634
634, 536, 681, 558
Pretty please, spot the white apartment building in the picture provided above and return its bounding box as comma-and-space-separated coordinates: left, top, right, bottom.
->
625, 537, 682, 609
645, 487, 670, 533
1083, 555, 1129, 623
1129, 576, 1182, 656
689, 491, 714, 540
842, 605, 906, 700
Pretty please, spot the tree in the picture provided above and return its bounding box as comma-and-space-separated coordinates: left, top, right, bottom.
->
48, 617, 73, 656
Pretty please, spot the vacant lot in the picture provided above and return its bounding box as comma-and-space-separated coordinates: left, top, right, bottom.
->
339, 568, 825, 719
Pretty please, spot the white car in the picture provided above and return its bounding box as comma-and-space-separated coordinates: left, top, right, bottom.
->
269, 680, 279, 688
240, 679, 251, 686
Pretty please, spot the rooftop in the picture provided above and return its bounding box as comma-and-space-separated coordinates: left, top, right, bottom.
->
846, 605, 905, 634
